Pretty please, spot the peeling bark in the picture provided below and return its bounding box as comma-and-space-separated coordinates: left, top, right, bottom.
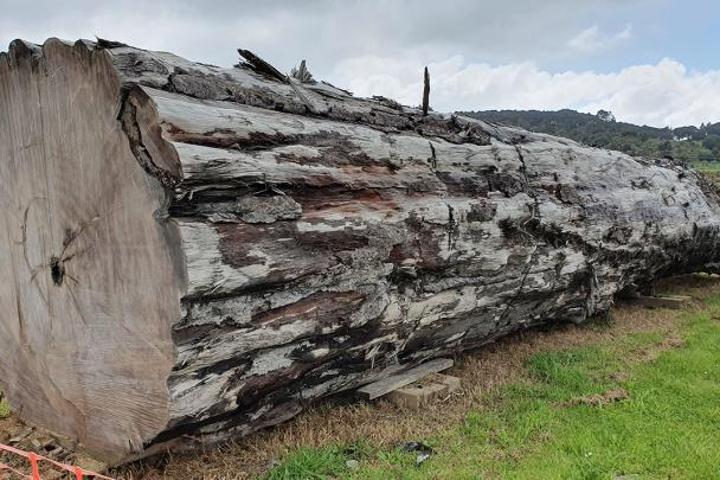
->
2, 38, 720, 464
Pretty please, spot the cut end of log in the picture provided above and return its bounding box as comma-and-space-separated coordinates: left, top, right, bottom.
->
0, 39, 183, 461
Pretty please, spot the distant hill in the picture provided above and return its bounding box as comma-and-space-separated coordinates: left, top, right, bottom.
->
460, 109, 720, 166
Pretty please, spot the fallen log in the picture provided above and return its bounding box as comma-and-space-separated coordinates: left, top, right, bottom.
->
1, 38, 720, 463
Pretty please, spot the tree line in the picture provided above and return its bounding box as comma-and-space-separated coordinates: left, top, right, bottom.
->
460, 109, 720, 165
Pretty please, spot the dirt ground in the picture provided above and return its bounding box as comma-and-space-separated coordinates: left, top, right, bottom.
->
1, 274, 716, 479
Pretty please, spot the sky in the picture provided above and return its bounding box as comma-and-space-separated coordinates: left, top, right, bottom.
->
2, 0, 719, 128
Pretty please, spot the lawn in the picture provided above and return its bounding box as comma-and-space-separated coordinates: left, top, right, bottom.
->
264, 289, 720, 479
694, 161, 720, 189
0, 397, 9, 419
693, 161, 720, 174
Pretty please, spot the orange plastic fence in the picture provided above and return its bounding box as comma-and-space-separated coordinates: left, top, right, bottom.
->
0, 443, 114, 480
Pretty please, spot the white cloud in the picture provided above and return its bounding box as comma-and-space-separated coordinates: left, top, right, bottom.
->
567, 24, 633, 53
328, 56, 720, 128
0, 0, 646, 75
2, 1, 711, 128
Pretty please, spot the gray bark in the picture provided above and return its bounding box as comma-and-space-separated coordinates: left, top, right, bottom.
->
2, 38, 720, 464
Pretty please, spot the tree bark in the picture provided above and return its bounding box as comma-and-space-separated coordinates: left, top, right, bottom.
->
2, 38, 720, 464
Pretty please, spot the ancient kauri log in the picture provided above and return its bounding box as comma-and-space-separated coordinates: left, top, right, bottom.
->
2, 38, 720, 463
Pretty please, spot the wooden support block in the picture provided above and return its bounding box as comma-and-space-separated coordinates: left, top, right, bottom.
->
431, 373, 462, 393
387, 382, 448, 409
357, 358, 454, 400
694, 272, 720, 279
630, 294, 693, 310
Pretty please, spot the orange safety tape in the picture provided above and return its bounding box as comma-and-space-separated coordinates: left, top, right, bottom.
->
0, 443, 114, 480
26, 454, 39, 480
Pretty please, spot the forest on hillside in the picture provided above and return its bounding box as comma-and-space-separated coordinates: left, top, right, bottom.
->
461, 109, 720, 165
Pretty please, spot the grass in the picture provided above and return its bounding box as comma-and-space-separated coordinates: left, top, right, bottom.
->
263, 293, 720, 479
694, 161, 720, 189
265, 446, 351, 480
0, 394, 10, 419
693, 160, 720, 174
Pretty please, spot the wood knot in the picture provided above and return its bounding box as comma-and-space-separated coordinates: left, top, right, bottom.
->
50, 256, 65, 286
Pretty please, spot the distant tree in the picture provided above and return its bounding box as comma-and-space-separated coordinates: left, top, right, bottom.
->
673, 126, 700, 140
659, 140, 673, 158
459, 108, 720, 164
702, 135, 720, 154
596, 109, 616, 123
700, 122, 710, 137
704, 123, 720, 137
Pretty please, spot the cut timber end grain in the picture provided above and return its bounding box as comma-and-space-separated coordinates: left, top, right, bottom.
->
388, 383, 448, 410
386, 373, 462, 410
2, 38, 720, 464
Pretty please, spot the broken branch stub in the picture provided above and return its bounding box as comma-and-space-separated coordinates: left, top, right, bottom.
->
422, 66, 430, 115
290, 59, 314, 83
2, 38, 720, 464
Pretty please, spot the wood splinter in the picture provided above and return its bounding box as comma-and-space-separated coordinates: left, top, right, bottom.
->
236, 48, 288, 83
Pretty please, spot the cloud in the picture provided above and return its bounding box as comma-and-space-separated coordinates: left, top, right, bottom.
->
328, 56, 720, 128
567, 24, 633, 53
1, 0, 713, 128
0, 0, 643, 71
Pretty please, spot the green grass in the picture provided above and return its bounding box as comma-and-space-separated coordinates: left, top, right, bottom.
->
265, 447, 350, 480
266, 442, 375, 480
0, 393, 9, 419
264, 298, 720, 479
693, 160, 720, 174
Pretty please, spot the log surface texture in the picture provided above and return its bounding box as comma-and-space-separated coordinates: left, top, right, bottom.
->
2, 38, 720, 463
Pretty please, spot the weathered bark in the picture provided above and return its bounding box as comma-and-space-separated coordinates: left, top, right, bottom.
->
2, 38, 720, 464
